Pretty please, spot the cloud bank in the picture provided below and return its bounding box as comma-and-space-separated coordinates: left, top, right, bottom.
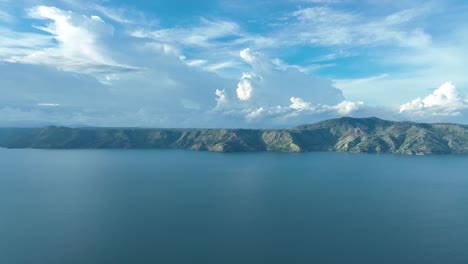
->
0, 2, 467, 127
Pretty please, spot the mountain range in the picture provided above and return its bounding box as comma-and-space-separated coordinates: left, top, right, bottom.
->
1, 117, 467, 155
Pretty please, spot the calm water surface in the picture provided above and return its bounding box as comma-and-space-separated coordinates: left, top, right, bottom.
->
0, 148, 467, 264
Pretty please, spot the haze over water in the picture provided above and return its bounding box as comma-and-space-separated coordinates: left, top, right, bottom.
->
1, 148, 467, 264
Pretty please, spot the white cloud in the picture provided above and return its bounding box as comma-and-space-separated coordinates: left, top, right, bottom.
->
0, 10, 13, 22
334, 73, 443, 107
386, 27, 468, 105
0, 28, 52, 56
28, 6, 108, 60
215, 89, 228, 107
224, 48, 364, 124
130, 19, 278, 76
0, 0, 13, 22
205, 48, 362, 125
131, 18, 242, 48
235, 48, 344, 106
0, 61, 233, 127
240, 48, 257, 63
246, 107, 267, 121
4, 2, 465, 127
282, 7, 431, 48
400, 82, 468, 116
272, 58, 336, 74
236, 72, 255, 101
143, 42, 180, 56
94, 5, 139, 24
185, 59, 208, 67
204, 61, 239, 72
289, 97, 312, 110
4, 6, 142, 76
295, 0, 343, 3
130, 18, 260, 77
332, 100, 364, 114
287, 91, 364, 117
37, 103, 60, 107
241, 98, 365, 125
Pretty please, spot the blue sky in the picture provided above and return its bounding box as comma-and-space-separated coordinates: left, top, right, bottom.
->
1, 0, 468, 127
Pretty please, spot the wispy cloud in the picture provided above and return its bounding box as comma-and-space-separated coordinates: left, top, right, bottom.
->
0, 10, 13, 22
279, 7, 431, 47
37, 103, 60, 107
131, 18, 242, 48
93, 3, 159, 26
94, 5, 139, 24
203, 61, 240, 72
3, 6, 143, 77
0, 28, 52, 57
292, 0, 344, 3
130, 16, 278, 75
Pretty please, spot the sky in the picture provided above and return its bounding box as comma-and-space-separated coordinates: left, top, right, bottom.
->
1, 0, 468, 127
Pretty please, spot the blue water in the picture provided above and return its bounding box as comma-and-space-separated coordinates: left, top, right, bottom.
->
0, 149, 467, 264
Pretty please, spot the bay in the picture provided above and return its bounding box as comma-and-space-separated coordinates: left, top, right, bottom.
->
0, 148, 467, 263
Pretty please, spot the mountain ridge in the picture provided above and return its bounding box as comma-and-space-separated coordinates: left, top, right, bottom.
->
1, 117, 467, 155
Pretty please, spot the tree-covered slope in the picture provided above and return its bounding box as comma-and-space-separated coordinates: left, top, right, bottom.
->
293, 117, 468, 154
0, 117, 467, 154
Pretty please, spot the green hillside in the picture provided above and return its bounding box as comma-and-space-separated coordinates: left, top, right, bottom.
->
1, 117, 467, 154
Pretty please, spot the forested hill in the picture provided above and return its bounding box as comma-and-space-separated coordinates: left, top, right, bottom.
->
1, 117, 467, 155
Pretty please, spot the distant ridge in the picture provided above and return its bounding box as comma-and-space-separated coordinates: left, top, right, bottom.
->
1, 117, 467, 155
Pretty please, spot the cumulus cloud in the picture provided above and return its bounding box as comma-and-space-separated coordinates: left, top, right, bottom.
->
246, 107, 267, 121
235, 48, 344, 107
242, 100, 365, 125
215, 48, 367, 124
4, 6, 142, 76
332, 100, 364, 115
289, 97, 312, 110
236, 72, 256, 101
400, 82, 468, 116
290, 99, 364, 117
215, 89, 228, 104
239, 48, 256, 64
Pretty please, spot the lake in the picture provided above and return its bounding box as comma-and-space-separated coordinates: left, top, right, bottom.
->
0, 148, 467, 264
